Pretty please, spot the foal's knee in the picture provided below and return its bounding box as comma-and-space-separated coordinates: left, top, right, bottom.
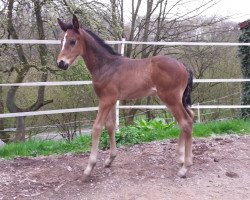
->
105, 124, 116, 135
92, 124, 102, 137
186, 108, 195, 122
181, 119, 193, 137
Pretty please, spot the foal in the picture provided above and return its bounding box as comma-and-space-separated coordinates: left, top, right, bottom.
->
57, 15, 194, 179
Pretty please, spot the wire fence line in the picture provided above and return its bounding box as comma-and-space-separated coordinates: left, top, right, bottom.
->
0, 108, 241, 134
0, 96, 249, 119
0, 79, 249, 121
0, 79, 250, 87
1, 39, 250, 46
0, 81, 93, 87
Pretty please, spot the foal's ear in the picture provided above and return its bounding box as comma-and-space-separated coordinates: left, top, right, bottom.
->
72, 14, 80, 31
57, 18, 67, 32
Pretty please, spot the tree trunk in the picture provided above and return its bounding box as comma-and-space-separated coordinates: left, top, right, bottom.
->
14, 116, 26, 141
141, 0, 153, 58
142, 0, 153, 121
126, 0, 142, 57
0, 83, 9, 142
122, 99, 141, 125
0, 87, 3, 130
146, 96, 154, 121
124, 109, 139, 125
110, 0, 122, 40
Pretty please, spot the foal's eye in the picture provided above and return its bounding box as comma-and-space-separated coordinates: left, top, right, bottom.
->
69, 40, 76, 46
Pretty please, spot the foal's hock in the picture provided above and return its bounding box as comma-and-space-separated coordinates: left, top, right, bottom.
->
57, 14, 194, 180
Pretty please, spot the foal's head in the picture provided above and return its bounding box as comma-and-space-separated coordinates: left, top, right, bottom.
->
57, 15, 83, 70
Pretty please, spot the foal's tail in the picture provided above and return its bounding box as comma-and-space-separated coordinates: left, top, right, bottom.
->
182, 68, 193, 112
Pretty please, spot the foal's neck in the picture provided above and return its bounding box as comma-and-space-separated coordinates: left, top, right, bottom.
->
80, 29, 118, 75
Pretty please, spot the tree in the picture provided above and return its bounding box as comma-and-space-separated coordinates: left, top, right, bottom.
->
239, 19, 250, 119
0, 74, 7, 142
5, 0, 53, 141
0, 2, 6, 141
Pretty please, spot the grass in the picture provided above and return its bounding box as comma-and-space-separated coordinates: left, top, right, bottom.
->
192, 119, 250, 137
0, 119, 249, 159
0, 136, 91, 159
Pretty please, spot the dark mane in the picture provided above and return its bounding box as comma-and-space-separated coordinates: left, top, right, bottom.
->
84, 29, 121, 56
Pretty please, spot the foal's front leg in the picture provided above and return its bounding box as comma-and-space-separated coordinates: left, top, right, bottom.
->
83, 101, 115, 180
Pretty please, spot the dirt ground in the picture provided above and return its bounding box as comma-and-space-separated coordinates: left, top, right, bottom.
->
0, 135, 249, 200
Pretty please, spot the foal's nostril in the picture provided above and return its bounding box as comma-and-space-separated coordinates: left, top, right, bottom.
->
58, 60, 69, 70
58, 60, 64, 68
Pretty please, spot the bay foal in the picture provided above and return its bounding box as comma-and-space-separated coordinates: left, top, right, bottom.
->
57, 15, 194, 179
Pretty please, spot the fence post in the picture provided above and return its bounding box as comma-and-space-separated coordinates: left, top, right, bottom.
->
197, 103, 201, 123
116, 101, 120, 130
116, 38, 126, 130
120, 38, 126, 55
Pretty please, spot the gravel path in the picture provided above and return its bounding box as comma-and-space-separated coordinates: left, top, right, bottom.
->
0, 135, 249, 200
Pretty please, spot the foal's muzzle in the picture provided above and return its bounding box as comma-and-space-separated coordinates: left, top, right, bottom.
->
57, 60, 69, 70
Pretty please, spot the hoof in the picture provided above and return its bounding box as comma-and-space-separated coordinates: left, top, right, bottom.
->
82, 173, 91, 182
104, 155, 116, 168
177, 167, 188, 178
83, 168, 92, 182
186, 160, 193, 167
104, 159, 112, 168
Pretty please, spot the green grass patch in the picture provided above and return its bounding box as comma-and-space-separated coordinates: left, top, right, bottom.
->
0, 119, 249, 159
193, 119, 250, 137
0, 135, 91, 159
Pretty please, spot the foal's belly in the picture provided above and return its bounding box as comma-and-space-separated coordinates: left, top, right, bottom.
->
118, 84, 157, 100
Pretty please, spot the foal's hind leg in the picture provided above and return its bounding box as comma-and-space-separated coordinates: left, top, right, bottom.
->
170, 104, 194, 177
177, 128, 185, 165
158, 92, 193, 177
104, 105, 117, 167
177, 107, 194, 165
